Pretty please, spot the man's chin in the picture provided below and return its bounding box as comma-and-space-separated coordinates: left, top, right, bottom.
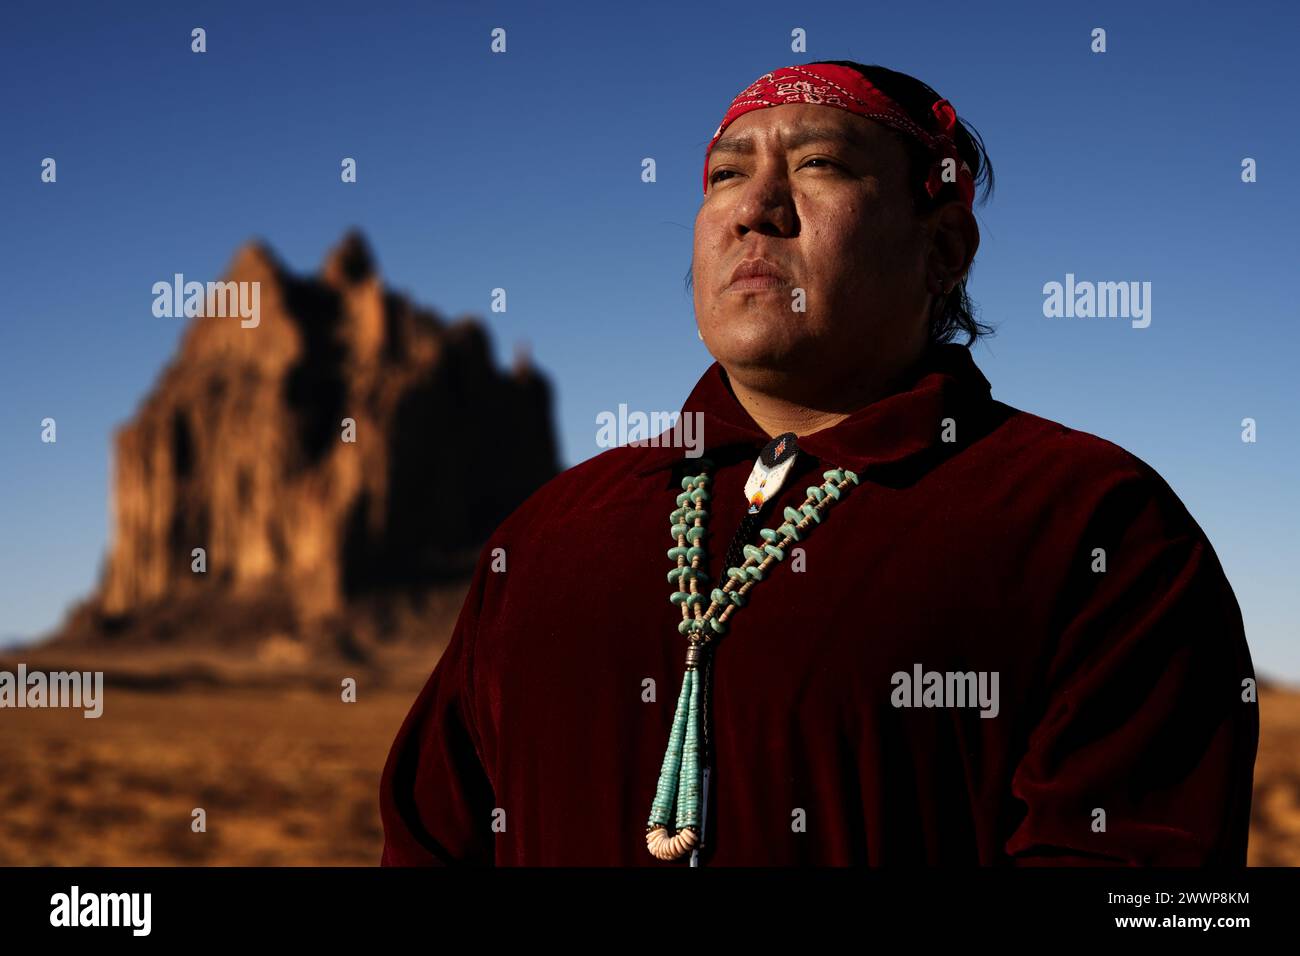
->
710, 336, 810, 378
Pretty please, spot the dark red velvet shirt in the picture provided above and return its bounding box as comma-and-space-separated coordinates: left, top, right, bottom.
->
379, 344, 1258, 866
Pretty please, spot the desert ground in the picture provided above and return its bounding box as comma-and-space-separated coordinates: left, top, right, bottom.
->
1, 645, 1297, 866
0, 644, 441, 866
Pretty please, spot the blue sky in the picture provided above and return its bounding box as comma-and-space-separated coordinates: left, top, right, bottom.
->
2, 1, 1297, 679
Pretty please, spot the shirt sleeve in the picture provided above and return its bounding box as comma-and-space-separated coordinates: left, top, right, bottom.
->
1004, 466, 1259, 866
378, 547, 497, 866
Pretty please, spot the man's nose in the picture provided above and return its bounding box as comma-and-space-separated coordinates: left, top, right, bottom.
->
732, 164, 796, 237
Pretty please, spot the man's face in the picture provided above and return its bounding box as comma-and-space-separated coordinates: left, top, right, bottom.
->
693, 103, 932, 387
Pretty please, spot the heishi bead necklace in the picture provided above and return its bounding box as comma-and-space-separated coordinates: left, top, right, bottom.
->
644, 432, 860, 864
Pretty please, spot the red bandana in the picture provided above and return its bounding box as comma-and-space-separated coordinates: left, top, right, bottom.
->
703, 63, 975, 209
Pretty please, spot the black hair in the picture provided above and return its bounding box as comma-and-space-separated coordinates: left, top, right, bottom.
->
687, 60, 995, 348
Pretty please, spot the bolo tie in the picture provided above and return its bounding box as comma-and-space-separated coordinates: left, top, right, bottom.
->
644, 431, 861, 864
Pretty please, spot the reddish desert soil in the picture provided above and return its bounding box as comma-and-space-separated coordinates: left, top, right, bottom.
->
0, 646, 441, 867
0, 647, 1295, 866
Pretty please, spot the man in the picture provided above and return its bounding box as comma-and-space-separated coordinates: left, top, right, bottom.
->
379, 61, 1258, 865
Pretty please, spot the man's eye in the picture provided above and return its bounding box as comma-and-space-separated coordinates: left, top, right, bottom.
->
709, 160, 840, 186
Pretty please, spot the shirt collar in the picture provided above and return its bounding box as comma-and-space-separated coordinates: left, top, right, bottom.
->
630, 343, 994, 478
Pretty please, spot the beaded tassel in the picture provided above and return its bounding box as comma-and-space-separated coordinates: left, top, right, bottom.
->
646, 456, 860, 862
646, 661, 702, 860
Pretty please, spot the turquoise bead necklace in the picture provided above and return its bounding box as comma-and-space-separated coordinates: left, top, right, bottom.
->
645, 437, 860, 864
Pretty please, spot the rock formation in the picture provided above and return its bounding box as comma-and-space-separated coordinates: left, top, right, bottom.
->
52, 229, 559, 658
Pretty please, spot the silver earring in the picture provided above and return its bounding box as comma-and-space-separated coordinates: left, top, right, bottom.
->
697, 325, 704, 340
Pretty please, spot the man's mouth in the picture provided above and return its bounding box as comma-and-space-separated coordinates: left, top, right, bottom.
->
727, 258, 791, 292
728, 275, 788, 292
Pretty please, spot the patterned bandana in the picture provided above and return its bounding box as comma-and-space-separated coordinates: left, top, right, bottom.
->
703, 63, 975, 209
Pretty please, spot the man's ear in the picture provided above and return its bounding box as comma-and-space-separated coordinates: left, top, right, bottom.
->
926, 204, 979, 287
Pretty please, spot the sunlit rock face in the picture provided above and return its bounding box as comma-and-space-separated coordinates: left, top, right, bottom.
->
66, 230, 559, 656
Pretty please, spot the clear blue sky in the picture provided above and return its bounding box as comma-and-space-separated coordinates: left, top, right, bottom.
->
2, 1, 1297, 679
